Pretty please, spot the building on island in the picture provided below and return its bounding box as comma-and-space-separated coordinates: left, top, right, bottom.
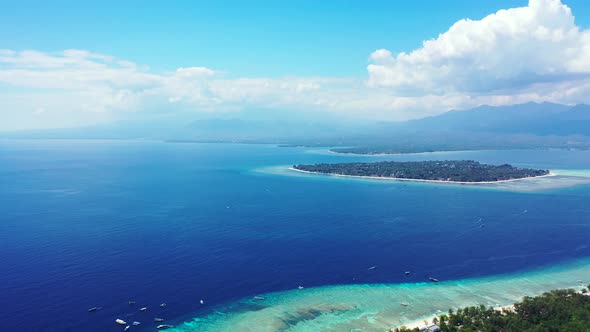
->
420, 324, 441, 332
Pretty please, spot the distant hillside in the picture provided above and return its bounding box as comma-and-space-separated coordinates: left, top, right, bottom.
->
185, 118, 373, 141
403, 102, 590, 136
0, 113, 374, 143
4, 102, 590, 154
330, 102, 590, 154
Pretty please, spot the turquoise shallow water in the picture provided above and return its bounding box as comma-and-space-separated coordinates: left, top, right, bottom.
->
171, 258, 590, 332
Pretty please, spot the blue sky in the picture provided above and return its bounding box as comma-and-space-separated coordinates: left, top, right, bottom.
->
2, 0, 590, 130
4, 0, 589, 77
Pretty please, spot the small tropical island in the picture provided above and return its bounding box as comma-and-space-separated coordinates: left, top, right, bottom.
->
292, 160, 550, 183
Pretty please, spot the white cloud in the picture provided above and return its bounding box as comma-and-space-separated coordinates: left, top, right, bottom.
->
0, 50, 377, 124
3, 0, 590, 130
175, 67, 216, 78
367, 0, 590, 95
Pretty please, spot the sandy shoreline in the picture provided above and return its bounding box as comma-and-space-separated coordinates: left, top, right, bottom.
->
289, 167, 556, 185
393, 304, 516, 330
391, 305, 515, 330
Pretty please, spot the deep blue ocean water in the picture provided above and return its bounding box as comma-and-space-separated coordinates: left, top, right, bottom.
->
1, 140, 590, 331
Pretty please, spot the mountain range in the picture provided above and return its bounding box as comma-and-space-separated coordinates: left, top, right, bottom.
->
400, 102, 590, 136
3, 102, 590, 153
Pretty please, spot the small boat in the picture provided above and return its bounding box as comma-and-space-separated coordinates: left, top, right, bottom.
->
132, 321, 141, 326
404, 271, 411, 275
298, 286, 304, 290
115, 319, 127, 325
140, 307, 147, 312
253, 296, 265, 301
368, 266, 377, 270
128, 301, 136, 305
160, 303, 167, 307
429, 277, 440, 282
157, 324, 173, 330
400, 302, 409, 306
200, 299, 204, 305
124, 326, 130, 332
155, 318, 165, 322
87, 307, 98, 312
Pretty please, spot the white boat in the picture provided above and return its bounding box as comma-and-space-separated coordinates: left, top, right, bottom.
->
115, 319, 127, 325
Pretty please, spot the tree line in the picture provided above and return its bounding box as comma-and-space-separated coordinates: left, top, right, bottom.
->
394, 287, 590, 332
294, 160, 549, 182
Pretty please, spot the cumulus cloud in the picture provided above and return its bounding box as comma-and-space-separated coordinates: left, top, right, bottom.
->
3, 0, 590, 130
367, 0, 590, 95
0, 50, 379, 129
0, 50, 476, 123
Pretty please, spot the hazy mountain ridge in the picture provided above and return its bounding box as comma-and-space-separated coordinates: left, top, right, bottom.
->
401, 102, 590, 136
328, 102, 590, 154
3, 102, 590, 154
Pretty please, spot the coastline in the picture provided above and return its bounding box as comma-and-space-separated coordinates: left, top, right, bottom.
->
393, 304, 515, 331
169, 258, 590, 332
289, 167, 556, 185
327, 147, 589, 157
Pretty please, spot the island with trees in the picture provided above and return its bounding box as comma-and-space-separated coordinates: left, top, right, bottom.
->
292, 160, 550, 183
393, 287, 590, 332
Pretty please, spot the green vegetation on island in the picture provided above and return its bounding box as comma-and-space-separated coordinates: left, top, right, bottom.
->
293, 160, 549, 182
395, 287, 590, 332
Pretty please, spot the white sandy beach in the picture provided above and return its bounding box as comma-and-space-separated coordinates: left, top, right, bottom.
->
390, 304, 516, 331
289, 167, 556, 185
